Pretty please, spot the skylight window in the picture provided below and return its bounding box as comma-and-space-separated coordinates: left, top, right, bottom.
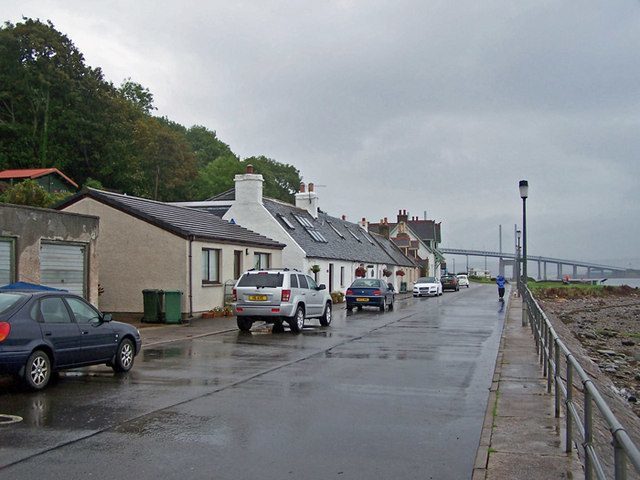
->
306, 228, 328, 243
293, 213, 313, 228
327, 222, 345, 238
347, 229, 362, 242
278, 214, 295, 229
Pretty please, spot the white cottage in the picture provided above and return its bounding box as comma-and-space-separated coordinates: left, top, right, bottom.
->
179, 166, 418, 293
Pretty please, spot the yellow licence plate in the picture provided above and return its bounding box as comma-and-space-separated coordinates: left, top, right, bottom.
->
248, 295, 268, 301
356, 297, 369, 302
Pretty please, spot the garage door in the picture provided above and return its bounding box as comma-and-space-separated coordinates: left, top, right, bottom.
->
0, 239, 13, 285
40, 243, 86, 296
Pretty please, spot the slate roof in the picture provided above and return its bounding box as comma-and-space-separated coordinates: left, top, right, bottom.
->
206, 189, 235, 201
370, 219, 441, 243
371, 234, 419, 268
262, 199, 412, 264
56, 188, 285, 249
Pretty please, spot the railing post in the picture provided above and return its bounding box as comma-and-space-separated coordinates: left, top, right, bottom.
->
566, 360, 573, 453
585, 386, 593, 480
554, 339, 560, 417
522, 291, 528, 326
614, 435, 627, 480
547, 336, 553, 394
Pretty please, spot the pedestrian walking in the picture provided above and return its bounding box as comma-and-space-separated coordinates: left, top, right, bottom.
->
496, 274, 506, 301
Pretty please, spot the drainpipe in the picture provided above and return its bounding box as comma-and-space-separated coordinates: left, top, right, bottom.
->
188, 235, 194, 317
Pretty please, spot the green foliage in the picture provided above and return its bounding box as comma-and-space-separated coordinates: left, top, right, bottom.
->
0, 19, 305, 205
119, 78, 155, 114
0, 179, 71, 207
244, 156, 300, 204
330, 291, 345, 304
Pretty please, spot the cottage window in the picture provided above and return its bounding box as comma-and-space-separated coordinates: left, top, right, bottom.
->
254, 252, 270, 270
202, 248, 221, 284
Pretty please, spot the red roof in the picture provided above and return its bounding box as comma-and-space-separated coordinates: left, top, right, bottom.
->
0, 168, 78, 188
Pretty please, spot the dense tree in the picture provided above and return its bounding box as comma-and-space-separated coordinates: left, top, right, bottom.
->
244, 156, 301, 203
119, 78, 155, 115
0, 18, 303, 207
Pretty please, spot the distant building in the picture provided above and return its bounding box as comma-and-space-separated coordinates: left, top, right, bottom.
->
368, 210, 445, 279
0, 168, 79, 193
468, 267, 491, 279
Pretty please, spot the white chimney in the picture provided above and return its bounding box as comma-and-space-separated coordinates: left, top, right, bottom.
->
295, 181, 319, 218
234, 164, 264, 205
359, 217, 369, 231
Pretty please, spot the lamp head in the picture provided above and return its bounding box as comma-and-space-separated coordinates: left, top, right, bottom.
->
519, 180, 529, 199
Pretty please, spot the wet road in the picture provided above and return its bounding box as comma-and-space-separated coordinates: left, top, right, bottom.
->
0, 284, 506, 479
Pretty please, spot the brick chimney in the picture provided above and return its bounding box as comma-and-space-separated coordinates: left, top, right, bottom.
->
397, 209, 408, 223
341, 215, 346, 220
234, 164, 263, 205
378, 218, 390, 239
295, 180, 319, 218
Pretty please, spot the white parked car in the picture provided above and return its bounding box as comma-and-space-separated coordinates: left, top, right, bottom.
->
457, 274, 470, 288
412, 277, 442, 297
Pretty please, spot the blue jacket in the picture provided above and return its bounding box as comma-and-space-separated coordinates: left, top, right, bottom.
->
496, 276, 506, 288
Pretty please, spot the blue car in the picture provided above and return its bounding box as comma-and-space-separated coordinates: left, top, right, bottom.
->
0, 289, 142, 390
346, 278, 395, 312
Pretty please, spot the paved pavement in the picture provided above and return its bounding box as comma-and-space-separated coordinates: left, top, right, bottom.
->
473, 292, 584, 480
133, 291, 585, 479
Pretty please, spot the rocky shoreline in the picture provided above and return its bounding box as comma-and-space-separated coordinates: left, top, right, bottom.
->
537, 287, 640, 418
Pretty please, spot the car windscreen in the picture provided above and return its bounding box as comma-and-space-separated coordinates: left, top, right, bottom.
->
237, 273, 284, 288
417, 277, 436, 283
0, 292, 27, 315
350, 279, 380, 288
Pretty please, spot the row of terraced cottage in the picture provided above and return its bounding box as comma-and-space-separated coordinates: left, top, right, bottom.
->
0, 166, 445, 322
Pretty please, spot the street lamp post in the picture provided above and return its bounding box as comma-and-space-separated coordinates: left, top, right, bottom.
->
519, 180, 529, 326
516, 229, 521, 294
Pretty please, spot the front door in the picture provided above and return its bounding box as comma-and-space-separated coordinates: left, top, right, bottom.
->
328, 263, 334, 293
234, 250, 243, 280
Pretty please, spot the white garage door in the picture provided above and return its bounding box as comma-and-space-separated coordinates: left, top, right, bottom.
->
0, 239, 12, 285
40, 243, 86, 296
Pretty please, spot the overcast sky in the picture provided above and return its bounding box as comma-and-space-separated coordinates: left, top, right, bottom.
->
5, 1, 640, 270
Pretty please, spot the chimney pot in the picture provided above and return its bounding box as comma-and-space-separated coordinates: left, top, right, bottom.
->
246, 164, 254, 174
308, 182, 314, 192
299, 182, 306, 193
342, 215, 346, 220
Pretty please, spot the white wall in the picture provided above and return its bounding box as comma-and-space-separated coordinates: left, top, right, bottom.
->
224, 203, 305, 270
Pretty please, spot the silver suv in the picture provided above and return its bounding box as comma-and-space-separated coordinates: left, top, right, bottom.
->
232, 268, 332, 333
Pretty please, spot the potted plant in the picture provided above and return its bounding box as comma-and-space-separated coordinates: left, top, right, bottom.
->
355, 266, 367, 278
395, 270, 405, 277
383, 268, 392, 277
310, 264, 321, 274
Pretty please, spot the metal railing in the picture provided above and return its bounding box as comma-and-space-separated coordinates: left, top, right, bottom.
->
521, 285, 640, 479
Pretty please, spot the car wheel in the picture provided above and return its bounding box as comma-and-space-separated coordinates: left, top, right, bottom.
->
113, 338, 135, 373
346, 305, 353, 312
379, 298, 385, 312
319, 302, 332, 326
357, 305, 363, 311
289, 305, 305, 333
272, 321, 285, 333
24, 350, 51, 390
237, 317, 253, 332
